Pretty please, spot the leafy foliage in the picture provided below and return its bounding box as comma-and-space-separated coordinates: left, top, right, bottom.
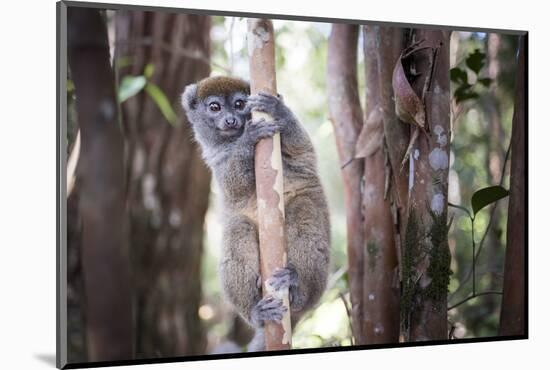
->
465, 48, 485, 74
118, 75, 146, 102
144, 83, 177, 125
471, 185, 509, 216
454, 84, 480, 102
450, 67, 468, 85
449, 185, 509, 219
451, 48, 492, 103
117, 63, 177, 125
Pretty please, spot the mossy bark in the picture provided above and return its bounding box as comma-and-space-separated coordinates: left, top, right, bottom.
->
401, 29, 452, 341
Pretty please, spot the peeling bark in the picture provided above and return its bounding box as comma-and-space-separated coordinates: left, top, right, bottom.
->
247, 18, 292, 350
361, 26, 400, 344
403, 29, 451, 341
373, 26, 412, 342
329, 24, 451, 344
375, 26, 410, 227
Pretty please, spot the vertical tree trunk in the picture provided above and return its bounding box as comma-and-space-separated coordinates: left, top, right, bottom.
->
330, 25, 451, 343
67, 187, 86, 363
247, 18, 292, 351
361, 26, 400, 344
480, 33, 506, 322
373, 26, 410, 342
327, 24, 366, 344
66, 76, 87, 363
67, 7, 133, 361
499, 35, 526, 337
403, 29, 451, 341
375, 27, 410, 232
115, 11, 212, 357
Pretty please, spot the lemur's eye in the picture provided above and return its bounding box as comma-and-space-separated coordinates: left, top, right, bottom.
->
234, 99, 245, 110
209, 102, 221, 112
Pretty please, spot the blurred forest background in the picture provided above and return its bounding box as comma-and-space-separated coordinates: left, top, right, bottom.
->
64, 6, 524, 365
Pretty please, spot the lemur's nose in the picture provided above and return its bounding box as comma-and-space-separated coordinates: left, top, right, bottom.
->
225, 117, 237, 128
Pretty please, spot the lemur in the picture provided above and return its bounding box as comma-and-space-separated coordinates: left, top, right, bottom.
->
181, 76, 330, 351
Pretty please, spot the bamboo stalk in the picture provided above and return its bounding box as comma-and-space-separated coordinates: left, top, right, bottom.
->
247, 18, 292, 350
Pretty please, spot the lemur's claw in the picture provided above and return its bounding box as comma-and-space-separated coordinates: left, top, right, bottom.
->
250, 296, 287, 327
246, 93, 280, 115
245, 118, 284, 143
266, 265, 299, 292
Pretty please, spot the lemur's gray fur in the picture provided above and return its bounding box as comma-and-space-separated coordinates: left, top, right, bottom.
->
182, 76, 330, 351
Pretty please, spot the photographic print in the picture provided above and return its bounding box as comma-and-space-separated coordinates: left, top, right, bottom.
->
56, 1, 527, 368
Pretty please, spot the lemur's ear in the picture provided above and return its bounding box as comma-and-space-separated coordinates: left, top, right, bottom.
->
181, 83, 198, 113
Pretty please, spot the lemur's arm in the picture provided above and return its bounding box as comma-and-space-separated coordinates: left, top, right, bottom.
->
246, 93, 314, 156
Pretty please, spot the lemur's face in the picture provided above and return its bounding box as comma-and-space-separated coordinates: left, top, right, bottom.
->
201, 91, 249, 137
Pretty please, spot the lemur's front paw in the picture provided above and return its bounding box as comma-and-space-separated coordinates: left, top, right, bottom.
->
250, 296, 287, 327
245, 118, 284, 143
246, 92, 284, 117
267, 265, 303, 309
266, 265, 299, 292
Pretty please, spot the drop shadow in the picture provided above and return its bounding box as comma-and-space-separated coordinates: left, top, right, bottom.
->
34, 353, 57, 367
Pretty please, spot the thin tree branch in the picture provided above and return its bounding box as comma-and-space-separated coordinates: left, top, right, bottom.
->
115, 38, 231, 73
449, 139, 512, 300
447, 291, 503, 311
248, 18, 291, 351
338, 292, 355, 346
448, 202, 473, 220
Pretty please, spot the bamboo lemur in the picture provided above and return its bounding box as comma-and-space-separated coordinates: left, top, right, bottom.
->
182, 76, 330, 350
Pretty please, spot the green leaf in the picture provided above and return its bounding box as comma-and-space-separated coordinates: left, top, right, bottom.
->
478, 77, 492, 87
67, 79, 75, 93
456, 91, 479, 103
342, 271, 349, 289
118, 75, 146, 102
454, 84, 479, 103
471, 185, 509, 216
454, 84, 470, 96
466, 49, 486, 74
144, 63, 155, 79
450, 67, 468, 84
115, 56, 133, 70
144, 82, 177, 125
